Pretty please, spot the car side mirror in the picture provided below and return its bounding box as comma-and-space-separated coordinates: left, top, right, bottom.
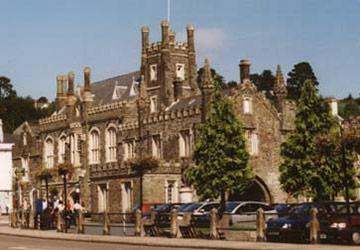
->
199, 209, 205, 213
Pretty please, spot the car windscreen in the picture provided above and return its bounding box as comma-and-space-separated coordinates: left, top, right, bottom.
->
225, 202, 240, 213
154, 204, 171, 212
180, 203, 202, 212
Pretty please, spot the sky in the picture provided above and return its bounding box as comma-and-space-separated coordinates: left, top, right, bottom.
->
0, 0, 359, 100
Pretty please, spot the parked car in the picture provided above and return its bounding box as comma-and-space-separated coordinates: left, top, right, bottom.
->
266, 203, 315, 243
319, 202, 360, 245
224, 201, 276, 226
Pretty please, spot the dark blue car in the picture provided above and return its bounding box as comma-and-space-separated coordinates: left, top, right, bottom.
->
266, 203, 314, 243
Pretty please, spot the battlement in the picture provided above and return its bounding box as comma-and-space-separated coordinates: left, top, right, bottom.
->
87, 100, 134, 115
39, 114, 67, 125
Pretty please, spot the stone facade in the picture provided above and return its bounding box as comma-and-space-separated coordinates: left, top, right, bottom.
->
12, 21, 298, 213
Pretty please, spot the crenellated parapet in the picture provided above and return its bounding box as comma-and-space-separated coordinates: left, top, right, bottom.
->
142, 105, 201, 125
39, 114, 67, 125
87, 100, 134, 115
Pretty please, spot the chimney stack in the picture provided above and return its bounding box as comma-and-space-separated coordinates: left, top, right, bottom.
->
326, 97, 338, 117
67, 71, 75, 96
84, 67, 91, 92
239, 59, 250, 83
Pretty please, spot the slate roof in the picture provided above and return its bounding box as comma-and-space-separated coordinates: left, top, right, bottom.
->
90, 71, 140, 105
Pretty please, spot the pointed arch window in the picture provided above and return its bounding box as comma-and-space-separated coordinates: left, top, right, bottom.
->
106, 127, 117, 162
89, 129, 100, 164
58, 135, 66, 163
44, 137, 54, 168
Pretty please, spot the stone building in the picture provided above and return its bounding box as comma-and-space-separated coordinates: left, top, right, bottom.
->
12, 21, 297, 213
0, 119, 14, 213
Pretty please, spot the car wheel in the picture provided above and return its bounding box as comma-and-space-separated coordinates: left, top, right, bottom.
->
352, 231, 360, 245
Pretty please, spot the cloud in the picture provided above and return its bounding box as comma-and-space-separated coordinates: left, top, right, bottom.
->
178, 27, 228, 51
195, 28, 228, 51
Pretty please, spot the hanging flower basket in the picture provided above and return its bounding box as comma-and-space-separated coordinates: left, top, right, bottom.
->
56, 162, 75, 178
36, 168, 53, 181
129, 155, 160, 174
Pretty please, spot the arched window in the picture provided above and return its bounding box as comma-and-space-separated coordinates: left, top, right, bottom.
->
106, 127, 117, 162
243, 96, 252, 114
89, 129, 100, 164
58, 135, 66, 163
45, 137, 54, 168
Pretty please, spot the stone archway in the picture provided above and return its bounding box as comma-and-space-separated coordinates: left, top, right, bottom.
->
228, 176, 272, 203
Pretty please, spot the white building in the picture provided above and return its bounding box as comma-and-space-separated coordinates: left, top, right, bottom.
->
0, 119, 14, 214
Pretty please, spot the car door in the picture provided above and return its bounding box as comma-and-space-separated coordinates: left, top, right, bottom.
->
232, 203, 259, 224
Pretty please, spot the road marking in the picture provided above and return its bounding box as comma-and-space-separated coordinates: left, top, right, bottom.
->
8, 247, 28, 250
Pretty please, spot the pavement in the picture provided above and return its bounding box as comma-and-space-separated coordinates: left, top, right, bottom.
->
0, 216, 358, 250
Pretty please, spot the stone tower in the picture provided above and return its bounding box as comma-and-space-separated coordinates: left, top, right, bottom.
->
140, 21, 199, 112
200, 58, 214, 122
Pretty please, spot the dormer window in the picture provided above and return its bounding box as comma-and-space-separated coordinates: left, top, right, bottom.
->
150, 96, 158, 113
243, 97, 252, 114
176, 63, 185, 81
150, 64, 157, 81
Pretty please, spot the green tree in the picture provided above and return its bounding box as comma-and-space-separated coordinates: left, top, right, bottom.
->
250, 70, 276, 100
185, 81, 254, 215
279, 79, 344, 200
287, 62, 319, 101
338, 94, 360, 119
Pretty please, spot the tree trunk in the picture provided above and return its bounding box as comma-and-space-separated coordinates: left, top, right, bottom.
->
219, 191, 226, 219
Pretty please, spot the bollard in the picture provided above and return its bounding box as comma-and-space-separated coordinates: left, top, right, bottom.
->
103, 211, 110, 235
56, 210, 63, 232
76, 209, 84, 234
134, 209, 142, 236
21, 208, 26, 229
183, 213, 192, 225
209, 208, 219, 239
170, 208, 178, 238
150, 210, 156, 224
309, 207, 319, 244
256, 207, 265, 242
8, 211, 12, 227
29, 209, 34, 229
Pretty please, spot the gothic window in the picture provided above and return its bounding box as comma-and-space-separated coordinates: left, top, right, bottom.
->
105, 127, 117, 162
58, 135, 66, 164
89, 129, 100, 164
123, 139, 135, 161
97, 184, 107, 212
70, 134, 81, 165
121, 182, 132, 212
165, 180, 178, 203
176, 63, 185, 81
179, 130, 191, 158
150, 96, 158, 113
243, 97, 252, 114
21, 157, 29, 182
151, 134, 161, 159
150, 64, 157, 81
44, 137, 54, 168
246, 131, 259, 156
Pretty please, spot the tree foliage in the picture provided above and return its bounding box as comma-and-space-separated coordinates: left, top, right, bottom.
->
287, 62, 319, 101
279, 80, 356, 200
338, 94, 360, 119
185, 81, 254, 213
0, 78, 54, 133
250, 70, 276, 100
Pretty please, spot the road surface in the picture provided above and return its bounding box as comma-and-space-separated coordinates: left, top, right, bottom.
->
0, 235, 202, 250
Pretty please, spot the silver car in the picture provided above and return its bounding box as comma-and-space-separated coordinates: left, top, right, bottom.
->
225, 201, 276, 226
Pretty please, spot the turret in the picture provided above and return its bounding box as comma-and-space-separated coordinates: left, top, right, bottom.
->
274, 65, 288, 112
161, 20, 169, 48
200, 58, 214, 122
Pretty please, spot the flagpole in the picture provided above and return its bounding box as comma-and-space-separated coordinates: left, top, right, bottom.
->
167, 0, 170, 22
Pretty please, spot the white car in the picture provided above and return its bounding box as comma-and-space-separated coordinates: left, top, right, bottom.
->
225, 201, 276, 226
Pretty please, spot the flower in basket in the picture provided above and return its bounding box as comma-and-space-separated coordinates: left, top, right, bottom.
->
56, 162, 75, 178
129, 155, 160, 173
36, 168, 53, 181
